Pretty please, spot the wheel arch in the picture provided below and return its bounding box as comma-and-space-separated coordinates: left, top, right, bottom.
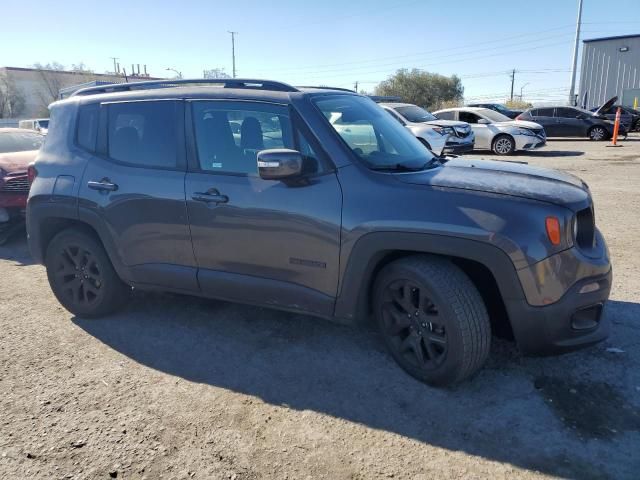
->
334, 232, 523, 339
28, 203, 132, 283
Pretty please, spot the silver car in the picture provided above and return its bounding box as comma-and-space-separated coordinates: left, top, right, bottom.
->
433, 107, 546, 155
380, 103, 475, 155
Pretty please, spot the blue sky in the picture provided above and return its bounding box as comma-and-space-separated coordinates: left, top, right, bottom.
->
2, 0, 639, 103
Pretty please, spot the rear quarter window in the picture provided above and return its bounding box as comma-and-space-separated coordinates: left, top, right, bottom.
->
76, 103, 100, 152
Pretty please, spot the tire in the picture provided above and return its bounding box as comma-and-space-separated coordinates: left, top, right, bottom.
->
492, 134, 515, 155
373, 255, 491, 386
45, 228, 130, 318
588, 126, 608, 141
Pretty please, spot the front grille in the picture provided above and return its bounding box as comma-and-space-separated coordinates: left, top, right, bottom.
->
575, 206, 595, 250
0, 175, 30, 193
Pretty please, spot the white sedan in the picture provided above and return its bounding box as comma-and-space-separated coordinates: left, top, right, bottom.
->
433, 107, 546, 155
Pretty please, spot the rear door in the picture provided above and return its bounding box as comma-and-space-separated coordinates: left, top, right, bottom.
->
184, 100, 342, 317
78, 99, 197, 290
531, 108, 557, 136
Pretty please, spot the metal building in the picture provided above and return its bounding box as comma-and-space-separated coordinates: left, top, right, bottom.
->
578, 34, 640, 109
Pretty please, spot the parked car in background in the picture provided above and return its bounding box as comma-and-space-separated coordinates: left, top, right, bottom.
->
18, 118, 49, 135
0, 128, 43, 243
380, 103, 475, 155
466, 103, 522, 119
518, 104, 625, 141
434, 107, 545, 155
589, 97, 639, 131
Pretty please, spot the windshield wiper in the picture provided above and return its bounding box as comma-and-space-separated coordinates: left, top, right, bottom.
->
369, 161, 436, 172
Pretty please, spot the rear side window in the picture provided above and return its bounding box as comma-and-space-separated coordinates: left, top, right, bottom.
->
107, 101, 177, 168
76, 103, 99, 152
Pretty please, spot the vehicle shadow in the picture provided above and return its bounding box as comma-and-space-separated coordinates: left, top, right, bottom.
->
518, 150, 585, 158
0, 233, 34, 266
73, 294, 640, 479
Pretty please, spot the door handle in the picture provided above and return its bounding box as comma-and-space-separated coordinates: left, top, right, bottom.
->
88, 178, 118, 192
192, 191, 229, 204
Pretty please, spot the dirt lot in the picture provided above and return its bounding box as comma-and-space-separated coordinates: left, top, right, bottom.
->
1, 135, 639, 480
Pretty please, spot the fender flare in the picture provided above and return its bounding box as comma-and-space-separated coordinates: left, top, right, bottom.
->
333, 231, 526, 322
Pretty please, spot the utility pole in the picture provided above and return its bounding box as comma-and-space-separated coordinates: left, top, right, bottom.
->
510, 69, 516, 101
568, 0, 584, 106
354, 81, 358, 92
228, 31, 238, 78
110, 57, 119, 75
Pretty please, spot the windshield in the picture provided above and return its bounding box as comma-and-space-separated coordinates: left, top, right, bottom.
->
315, 95, 437, 171
478, 108, 512, 123
37, 120, 49, 128
0, 131, 44, 154
394, 105, 437, 123
493, 104, 511, 114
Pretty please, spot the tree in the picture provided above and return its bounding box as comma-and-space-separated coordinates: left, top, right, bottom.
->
203, 68, 231, 79
0, 77, 26, 118
375, 69, 464, 110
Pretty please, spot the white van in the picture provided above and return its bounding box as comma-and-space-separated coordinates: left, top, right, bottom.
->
18, 118, 49, 135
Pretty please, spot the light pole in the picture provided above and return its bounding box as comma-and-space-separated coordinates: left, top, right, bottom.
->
568, 0, 584, 105
520, 82, 530, 101
228, 31, 238, 78
165, 67, 183, 79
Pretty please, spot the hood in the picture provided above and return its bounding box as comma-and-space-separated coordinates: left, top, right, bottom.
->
395, 157, 589, 209
494, 120, 542, 130
0, 150, 39, 174
594, 96, 618, 116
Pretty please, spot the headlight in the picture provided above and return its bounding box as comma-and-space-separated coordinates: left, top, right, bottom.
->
433, 127, 454, 136
513, 128, 537, 136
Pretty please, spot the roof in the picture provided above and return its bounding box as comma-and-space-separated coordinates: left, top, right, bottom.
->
378, 102, 412, 108
583, 34, 640, 43
54, 81, 356, 108
433, 107, 486, 113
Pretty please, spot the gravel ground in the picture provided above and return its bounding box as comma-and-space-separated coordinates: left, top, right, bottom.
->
1, 135, 639, 480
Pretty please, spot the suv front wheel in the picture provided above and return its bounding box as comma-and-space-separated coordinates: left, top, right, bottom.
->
45, 229, 130, 318
373, 255, 491, 386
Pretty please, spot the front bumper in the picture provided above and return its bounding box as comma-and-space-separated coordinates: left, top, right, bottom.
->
515, 134, 546, 151
505, 271, 611, 354
443, 139, 474, 154
506, 233, 611, 354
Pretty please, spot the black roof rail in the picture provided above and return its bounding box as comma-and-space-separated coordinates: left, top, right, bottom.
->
296, 85, 356, 93
71, 78, 299, 97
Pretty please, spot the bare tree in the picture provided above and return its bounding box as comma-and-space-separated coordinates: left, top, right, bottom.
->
203, 68, 231, 79
0, 77, 25, 118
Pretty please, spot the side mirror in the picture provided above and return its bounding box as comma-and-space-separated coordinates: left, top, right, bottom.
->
257, 149, 304, 181
477, 118, 490, 125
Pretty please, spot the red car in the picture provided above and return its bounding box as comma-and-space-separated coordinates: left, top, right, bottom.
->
0, 128, 44, 243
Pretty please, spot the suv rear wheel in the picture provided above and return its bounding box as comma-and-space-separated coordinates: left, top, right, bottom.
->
45, 229, 129, 318
373, 255, 491, 386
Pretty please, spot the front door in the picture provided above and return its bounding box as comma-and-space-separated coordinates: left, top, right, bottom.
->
78, 99, 197, 290
459, 111, 491, 149
184, 100, 342, 317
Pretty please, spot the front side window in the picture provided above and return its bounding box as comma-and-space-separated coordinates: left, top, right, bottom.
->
435, 111, 455, 120
0, 131, 43, 153
476, 109, 511, 123
556, 107, 579, 118
191, 101, 294, 175
315, 95, 436, 171
107, 101, 178, 168
459, 111, 481, 124
535, 108, 554, 117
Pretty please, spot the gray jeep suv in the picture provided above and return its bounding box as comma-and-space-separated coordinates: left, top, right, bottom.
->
27, 79, 612, 386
